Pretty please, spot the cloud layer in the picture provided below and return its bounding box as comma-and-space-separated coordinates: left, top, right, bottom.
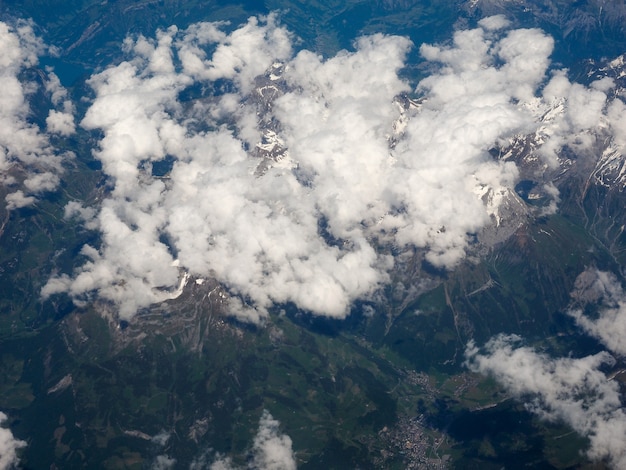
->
40, 15, 626, 321
0, 21, 73, 209
466, 334, 626, 468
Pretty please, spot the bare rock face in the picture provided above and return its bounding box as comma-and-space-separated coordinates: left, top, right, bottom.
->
375, 0, 423, 11
570, 267, 607, 305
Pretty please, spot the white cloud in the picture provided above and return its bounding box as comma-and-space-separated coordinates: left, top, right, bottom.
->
43, 16, 408, 321
151, 431, 171, 447
5, 190, 36, 210
477, 14, 510, 31
607, 98, 626, 149
250, 410, 296, 470
465, 334, 626, 468
0, 20, 71, 208
40, 15, 626, 322
63, 200, 99, 229
152, 455, 176, 470
0, 412, 26, 470
208, 410, 296, 470
46, 110, 75, 136
178, 14, 292, 93
209, 456, 236, 470
534, 67, 619, 167
45, 68, 75, 136
569, 269, 626, 357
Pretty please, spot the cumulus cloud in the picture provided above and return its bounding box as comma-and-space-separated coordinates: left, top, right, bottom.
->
178, 15, 293, 93
45, 68, 76, 136
0, 20, 72, 208
209, 410, 296, 470
41, 15, 625, 322
5, 190, 36, 210
250, 410, 297, 470
465, 335, 626, 468
46, 110, 75, 136
568, 268, 626, 357
0, 412, 26, 470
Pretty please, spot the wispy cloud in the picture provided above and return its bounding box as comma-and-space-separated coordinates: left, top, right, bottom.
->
569, 268, 626, 357
466, 334, 626, 468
